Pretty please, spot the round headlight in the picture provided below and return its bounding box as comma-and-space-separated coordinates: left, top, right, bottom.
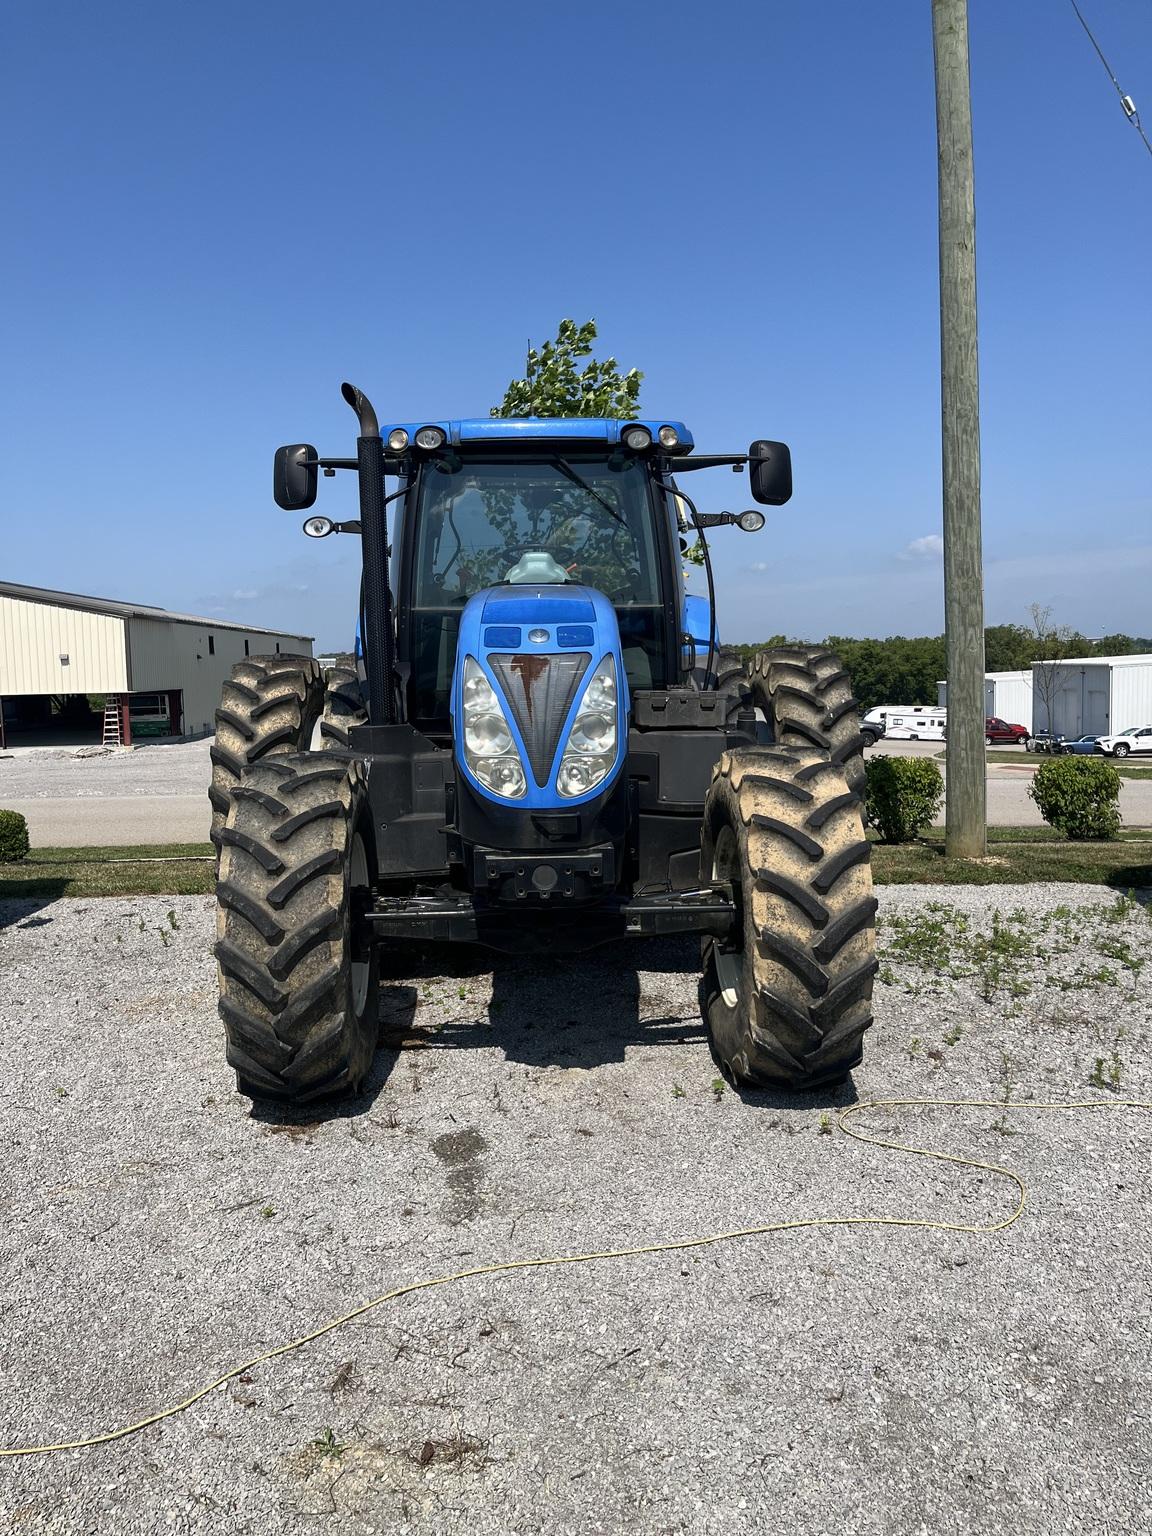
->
557, 753, 614, 797
623, 425, 652, 452
658, 425, 679, 449
465, 713, 513, 757
415, 425, 446, 451
464, 673, 496, 709
584, 673, 616, 711
474, 756, 526, 797
569, 712, 616, 754
302, 516, 334, 538
737, 510, 766, 532
386, 428, 410, 453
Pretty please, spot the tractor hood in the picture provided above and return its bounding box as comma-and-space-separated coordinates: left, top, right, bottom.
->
451, 584, 629, 809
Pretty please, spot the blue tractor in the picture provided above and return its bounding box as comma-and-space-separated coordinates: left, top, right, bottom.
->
210, 385, 876, 1102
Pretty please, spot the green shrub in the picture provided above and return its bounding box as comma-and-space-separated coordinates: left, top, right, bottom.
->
1028, 756, 1121, 840
0, 810, 30, 863
864, 756, 945, 843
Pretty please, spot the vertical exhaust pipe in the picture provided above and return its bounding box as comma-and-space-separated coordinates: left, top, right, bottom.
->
341, 382, 396, 727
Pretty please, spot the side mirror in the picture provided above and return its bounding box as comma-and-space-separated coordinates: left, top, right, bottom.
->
749, 440, 792, 506
274, 444, 318, 510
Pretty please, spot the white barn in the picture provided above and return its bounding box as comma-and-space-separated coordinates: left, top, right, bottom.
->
937, 655, 1152, 737
936, 669, 1035, 727
1029, 653, 1152, 739
0, 581, 313, 747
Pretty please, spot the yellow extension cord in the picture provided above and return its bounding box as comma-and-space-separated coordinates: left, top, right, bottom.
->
2, 1094, 1149, 1459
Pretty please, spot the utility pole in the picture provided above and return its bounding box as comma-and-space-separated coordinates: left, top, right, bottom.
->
932, 0, 986, 857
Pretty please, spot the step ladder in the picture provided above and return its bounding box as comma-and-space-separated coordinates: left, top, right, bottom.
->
101, 697, 123, 747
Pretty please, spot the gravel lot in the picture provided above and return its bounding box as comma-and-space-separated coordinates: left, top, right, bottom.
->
0, 885, 1149, 1534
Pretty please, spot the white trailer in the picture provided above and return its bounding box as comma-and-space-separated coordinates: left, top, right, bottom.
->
937, 670, 1034, 729
1030, 653, 1152, 739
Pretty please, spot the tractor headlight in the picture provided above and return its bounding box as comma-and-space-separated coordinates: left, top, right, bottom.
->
658, 425, 679, 449
387, 428, 410, 453
459, 656, 526, 798
415, 425, 447, 451
556, 656, 619, 798
623, 425, 652, 452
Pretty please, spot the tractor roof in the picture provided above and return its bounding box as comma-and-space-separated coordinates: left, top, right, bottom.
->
382, 418, 694, 452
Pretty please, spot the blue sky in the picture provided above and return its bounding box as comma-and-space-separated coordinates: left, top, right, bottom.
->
2, 0, 1149, 649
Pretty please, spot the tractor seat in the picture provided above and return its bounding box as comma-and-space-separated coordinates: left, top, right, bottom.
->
504, 550, 570, 584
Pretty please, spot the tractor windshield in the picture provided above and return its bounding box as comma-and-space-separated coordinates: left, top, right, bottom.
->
406, 456, 668, 724
412, 458, 659, 605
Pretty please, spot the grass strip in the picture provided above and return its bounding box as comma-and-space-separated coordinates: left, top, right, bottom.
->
2, 834, 1150, 900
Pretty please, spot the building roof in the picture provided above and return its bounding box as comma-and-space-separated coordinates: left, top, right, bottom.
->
1039, 653, 1152, 668
0, 580, 313, 640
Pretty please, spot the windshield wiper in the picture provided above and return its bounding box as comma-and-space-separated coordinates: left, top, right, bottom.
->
550, 457, 626, 525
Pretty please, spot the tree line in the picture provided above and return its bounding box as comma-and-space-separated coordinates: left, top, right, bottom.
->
728, 625, 1151, 713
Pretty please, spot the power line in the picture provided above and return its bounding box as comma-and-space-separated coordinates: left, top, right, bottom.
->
1068, 0, 1152, 160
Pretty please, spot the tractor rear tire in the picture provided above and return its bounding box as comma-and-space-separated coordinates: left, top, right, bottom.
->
712, 648, 754, 724
749, 646, 865, 793
210, 657, 325, 849
318, 666, 369, 750
214, 753, 379, 1102
700, 745, 877, 1091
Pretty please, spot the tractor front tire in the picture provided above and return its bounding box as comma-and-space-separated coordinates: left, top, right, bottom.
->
749, 646, 865, 793
318, 666, 369, 750
214, 753, 379, 1102
701, 745, 877, 1091
210, 657, 325, 848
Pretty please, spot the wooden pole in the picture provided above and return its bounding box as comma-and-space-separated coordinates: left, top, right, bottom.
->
933, 0, 986, 857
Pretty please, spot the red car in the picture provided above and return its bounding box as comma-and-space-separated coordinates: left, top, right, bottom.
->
985, 716, 1029, 744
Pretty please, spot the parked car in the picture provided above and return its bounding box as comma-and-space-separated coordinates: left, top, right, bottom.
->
1053, 734, 1101, 755
984, 716, 1030, 745
1025, 730, 1063, 753
1096, 724, 1152, 759
860, 718, 886, 747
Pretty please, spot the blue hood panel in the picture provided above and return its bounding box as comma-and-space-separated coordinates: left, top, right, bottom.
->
452, 585, 629, 810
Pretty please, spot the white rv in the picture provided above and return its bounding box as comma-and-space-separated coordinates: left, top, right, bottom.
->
863, 705, 947, 741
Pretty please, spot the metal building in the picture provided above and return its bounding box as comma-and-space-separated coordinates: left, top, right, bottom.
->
0, 581, 313, 747
1029, 653, 1152, 739
936, 670, 1035, 727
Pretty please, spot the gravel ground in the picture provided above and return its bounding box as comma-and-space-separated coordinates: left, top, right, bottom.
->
0, 886, 1149, 1534
0, 739, 212, 798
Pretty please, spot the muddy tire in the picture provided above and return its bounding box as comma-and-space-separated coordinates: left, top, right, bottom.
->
700, 745, 877, 1091
318, 666, 369, 750
209, 657, 325, 848
748, 646, 865, 793
214, 753, 379, 1102
711, 648, 754, 724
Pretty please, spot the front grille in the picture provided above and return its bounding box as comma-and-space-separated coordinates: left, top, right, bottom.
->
489, 652, 590, 787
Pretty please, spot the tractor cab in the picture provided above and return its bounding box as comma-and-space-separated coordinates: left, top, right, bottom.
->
395, 423, 691, 730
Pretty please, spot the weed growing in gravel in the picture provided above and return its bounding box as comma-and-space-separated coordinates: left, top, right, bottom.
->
818, 1112, 833, 1136
1096, 937, 1143, 975
1090, 1054, 1123, 1092
943, 1024, 963, 1047
167, 909, 180, 930
711, 1077, 726, 1103
309, 1427, 347, 1461
671, 1083, 686, 1100
260, 1205, 276, 1219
